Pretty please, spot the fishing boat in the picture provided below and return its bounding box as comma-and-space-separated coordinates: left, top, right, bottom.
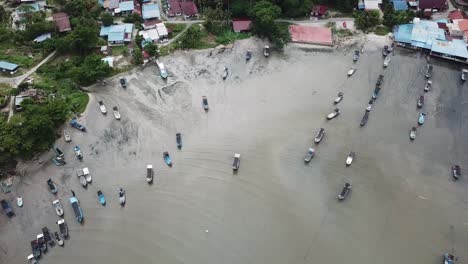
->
176, 133, 182, 149
327, 108, 340, 120
42, 227, 53, 246
347, 67, 356, 76
418, 112, 426, 125
54, 232, 64, 246
383, 56, 391, 67
163, 152, 172, 167
304, 148, 315, 163
222, 67, 228, 80
314, 128, 325, 143
52, 199, 64, 216
424, 79, 432, 92
73, 146, 83, 159
338, 183, 352, 200
36, 234, 47, 253
113, 106, 121, 120
98, 100, 107, 114
63, 129, 71, 142
16, 196, 23, 207
47, 179, 58, 194
202, 96, 209, 111
409, 127, 417, 140
97, 190, 106, 205
417, 96, 424, 108
27, 254, 38, 264
30, 240, 41, 259
146, 165, 153, 183
70, 196, 84, 223
443, 253, 456, 264
232, 153, 241, 171
119, 188, 126, 206
83, 167, 92, 183
245, 50, 252, 61
57, 219, 69, 238
76, 170, 87, 188
334, 92, 343, 104
263, 46, 270, 57
346, 152, 355, 166
452, 165, 461, 180
156, 60, 168, 79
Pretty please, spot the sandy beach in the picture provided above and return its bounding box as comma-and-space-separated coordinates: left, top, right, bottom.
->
1, 37, 468, 264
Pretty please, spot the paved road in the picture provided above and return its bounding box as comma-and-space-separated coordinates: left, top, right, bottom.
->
0, 51, 56, 88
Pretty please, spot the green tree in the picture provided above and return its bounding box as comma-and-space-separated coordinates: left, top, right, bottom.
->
143, 42, 158, 57
0, 5, 9, 23
101, 12, 114, 27
203, 5, 231, 34
69, 54, 112, 85
64, 0, 100, 18
277, 0, 313, 17
178, 25, 202, 49
135, 34, 143, 49
56, 24, 99, 54
231, 0, 250, 17
133, 47, 143, 65
248, 1, 290, 50
354, 10, 381, 32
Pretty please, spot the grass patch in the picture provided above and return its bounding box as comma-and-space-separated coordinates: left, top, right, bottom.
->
0, 43, 44, 68
111, 45, 129, 56
0, 83, 13, 96
374, 25, 390, 36
165, 23, 187, 39
215, 30, 251, 45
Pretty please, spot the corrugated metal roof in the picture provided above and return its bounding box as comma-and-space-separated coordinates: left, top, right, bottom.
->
33, 33, 51, 43
411, 20, 446, 49
119, 1, 134, 12
0, 61, 20, 71
156, 23, 168, 36
142, 4, 160, 19
393, 1, 408, 11
394, 24, 413, 43
431, 39, 468, 58
108, 0, 119, 9
108, 31, 125, 42
100, 26, 111, 36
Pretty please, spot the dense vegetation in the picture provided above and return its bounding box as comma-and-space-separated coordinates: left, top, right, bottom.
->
0, 0, 110, 165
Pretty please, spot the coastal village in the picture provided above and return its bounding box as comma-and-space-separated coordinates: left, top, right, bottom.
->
0, 1, 467, 264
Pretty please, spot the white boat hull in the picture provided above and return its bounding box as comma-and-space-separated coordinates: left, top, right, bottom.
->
17, 197, 23, 207
346, 157, 353, 165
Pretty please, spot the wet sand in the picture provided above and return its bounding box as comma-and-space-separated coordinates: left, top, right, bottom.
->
1, 38, 468, 264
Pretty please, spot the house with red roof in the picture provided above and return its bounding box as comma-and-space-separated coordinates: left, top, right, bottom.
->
180, 1, 198, 18
232, 19, 252, 33
310, 5, 328, 18
52, 12, 71, 33
448, 10, 464, 21
418, 0, 448, 10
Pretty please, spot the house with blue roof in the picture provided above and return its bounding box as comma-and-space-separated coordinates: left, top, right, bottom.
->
394, 18, 468, 63
0, 61, 20, 75
117, 1, 134, 14
142, 4, 160, 20
100, 24, 134, 45
393, 1, 408, 11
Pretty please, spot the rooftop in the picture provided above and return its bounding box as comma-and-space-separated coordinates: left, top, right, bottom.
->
33, 33, 51, 43
419, 0, 447, 9
119, 1, 135, 12
52, 12, 71, 32
0, 61, 20, 71
393, 1, 408, 11
142, 4, 160, 19
180, 1, 198, 16
289, 25, 333, 46
448, 10, 464, 20
232, 19, 252, 33
17, 3, 40, 14
431, 39, 468, 58
168, 0, 182, 15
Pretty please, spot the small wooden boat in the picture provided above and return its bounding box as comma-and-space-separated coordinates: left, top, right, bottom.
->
63, 129, 71, 142
232, 153, 241, 171
346, 152, 355, 166
222, 67, 228, 80
383, 56, 391, 67
409, 127, 417, 140
202, 96, 209, 111
54, 231, 64, 246
52, 199, 64, 217
334, 92, 343, 104
163, 152, 172, 167
314, 128, 325, 143
57, 219, 69, 238
113, 106, 121, 120
263, 46, 270, 57
30, 240, 41, 259
27, 254, 38, 264
16, 196, 23, 207
347, 67, 356, 76
146, 165, 153, 183
83, 167, 92, 183
98, 100, 107, 114
424, 79, 432, 92
73, 145, 83, 159
176, 133, 182, 149
119, 188, 126, 206
304, 148, 315, 163
452, 165, 461, 180
338, 183, 351, 200
97, 190, 106, 205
